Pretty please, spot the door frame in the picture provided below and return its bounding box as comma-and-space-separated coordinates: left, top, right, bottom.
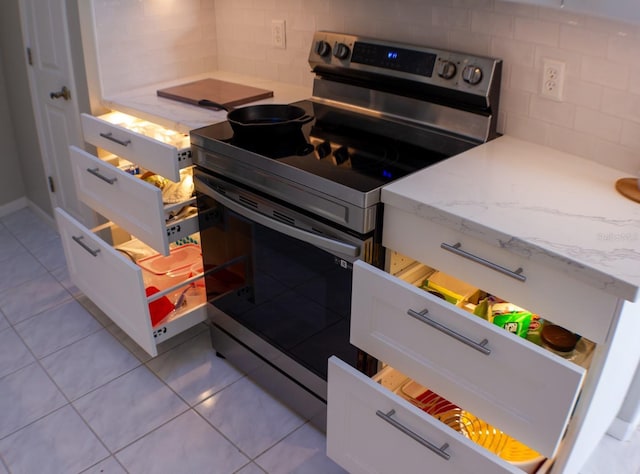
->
18, 0, 96, 225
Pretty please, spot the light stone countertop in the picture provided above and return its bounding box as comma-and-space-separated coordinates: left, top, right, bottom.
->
101, 71, 312, 134
103, 77, 640, 302
381, 135, 640, 302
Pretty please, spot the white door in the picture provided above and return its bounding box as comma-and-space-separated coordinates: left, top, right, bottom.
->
19, 0, 92, 224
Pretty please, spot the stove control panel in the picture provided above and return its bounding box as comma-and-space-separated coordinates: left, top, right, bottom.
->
309, 31, 501, 99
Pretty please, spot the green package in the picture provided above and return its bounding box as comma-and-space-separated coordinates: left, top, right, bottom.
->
492, 311, 532, 338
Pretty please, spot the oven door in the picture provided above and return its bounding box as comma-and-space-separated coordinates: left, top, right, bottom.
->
194, 168, 379, 400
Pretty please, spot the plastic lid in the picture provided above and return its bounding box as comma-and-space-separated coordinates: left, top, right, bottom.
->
541, 324, 579, 353
137, 244, 201, 275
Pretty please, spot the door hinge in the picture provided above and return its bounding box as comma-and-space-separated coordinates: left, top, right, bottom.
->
48, 176, 55, 193
26, 47, 33, 66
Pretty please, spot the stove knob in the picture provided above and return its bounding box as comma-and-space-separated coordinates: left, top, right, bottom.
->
315, 40, 331, 57
332, 146, 350, 165
437, 60, 457, 80
315, 141, 332, 159
333, 43, 351, 60
462, 65, 483, 85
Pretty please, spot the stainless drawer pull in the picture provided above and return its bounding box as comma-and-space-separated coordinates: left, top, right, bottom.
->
376, 409, 450, 460
99, 132, 131, 147
407, 308, 491, 355
87, 167, 117, 185
441, 242, 526, 282
72, 235, 101, 257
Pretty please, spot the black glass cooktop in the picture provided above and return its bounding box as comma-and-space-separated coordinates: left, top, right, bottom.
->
192, 100, 452, 194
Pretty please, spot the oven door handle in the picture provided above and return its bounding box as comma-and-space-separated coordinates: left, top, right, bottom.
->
201, 184, 360, 258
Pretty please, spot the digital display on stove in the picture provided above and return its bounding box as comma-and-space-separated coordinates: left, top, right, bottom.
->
352, 41, 436, 77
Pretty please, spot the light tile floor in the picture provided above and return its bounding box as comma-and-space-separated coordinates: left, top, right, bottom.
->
0, 206, 638, 474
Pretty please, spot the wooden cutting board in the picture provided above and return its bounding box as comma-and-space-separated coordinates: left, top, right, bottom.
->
157, 78, 273, 109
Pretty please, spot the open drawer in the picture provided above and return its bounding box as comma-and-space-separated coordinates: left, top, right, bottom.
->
327, 357, 550, 474
55, 208, 206, 357
69, 145, 197, 256
383, 206, 618, 344
80, 112, 192, 182
351, 260, 586, 458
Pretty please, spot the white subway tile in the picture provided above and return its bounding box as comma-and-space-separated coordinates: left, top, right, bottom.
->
533, 45, 582, 77
432, 6, 471, 29
581, 56, 629, 90
601, 88, 640, 122
546, 125, 599, 158
630, 68, 640, 96
470, 11, 514, 38
493, 1, 538, 19
490, 37, 535, 67
449, 31, 491, 56
620, 120, 640, 149
537, 6, 587, 26
608, 35, 640, 68
563, 78, 603, 109
500, 88, 532, 114
509, 64, 539, 94
529, 94, 575, 127
584, 14, 640, 37
591, 139, 640, 175
574, 106, 622, 142
502, 112, 549, 144
559, 25, 608, 57
514, 17, 560, 47
90, 0, 640, 170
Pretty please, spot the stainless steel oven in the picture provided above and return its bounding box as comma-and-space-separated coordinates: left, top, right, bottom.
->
194, 168, 380, 426
190, 31, 502, 430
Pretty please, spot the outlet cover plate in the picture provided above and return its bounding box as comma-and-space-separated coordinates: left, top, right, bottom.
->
541, 58, 565, 101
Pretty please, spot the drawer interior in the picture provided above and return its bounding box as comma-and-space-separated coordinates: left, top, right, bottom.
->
99, 111, 191, 154
387, 250, 597, 371
101, 222, 207, 327
373, 364, 551, 474
101, 152, 197, 220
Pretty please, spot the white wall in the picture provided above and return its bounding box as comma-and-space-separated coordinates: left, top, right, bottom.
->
0, 0, 50, 216
91, 0, 219, 96
211, 0, 640, 176
0, 47, 27, 210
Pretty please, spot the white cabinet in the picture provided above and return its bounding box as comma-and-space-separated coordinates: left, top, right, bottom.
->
349, 261, 584, 458
503, 0, 640, 25
56, 111, 206, 357
565, 0, 640, 24
327, 201, 640, 474
327, 357, 525, 474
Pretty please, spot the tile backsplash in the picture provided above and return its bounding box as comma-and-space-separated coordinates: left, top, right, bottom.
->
92, 0, 640, 174
91, 0, 218, 97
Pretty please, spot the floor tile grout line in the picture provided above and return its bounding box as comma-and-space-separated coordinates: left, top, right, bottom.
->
4, 288, 78, 330
0, 208, 321, 474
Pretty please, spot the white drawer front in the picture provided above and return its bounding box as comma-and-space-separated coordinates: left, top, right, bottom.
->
327, 357, 522, 474
383, 206, 618, 344
81, 113, 188, 182
352, 260, 585, 458
70, 146, 169, 255
55, 209, 207, 357
55, 208, 156, 355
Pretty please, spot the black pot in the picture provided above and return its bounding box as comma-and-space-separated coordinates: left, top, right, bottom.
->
198, 100, 314, 137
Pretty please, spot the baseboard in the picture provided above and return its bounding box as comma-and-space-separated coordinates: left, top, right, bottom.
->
0, 197, 28, 218
0, 198, 57, 231
607, 416, 638, 441
26, 200, 56, 229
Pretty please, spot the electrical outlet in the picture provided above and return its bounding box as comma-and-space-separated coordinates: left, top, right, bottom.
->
541, 58, 565, 101
271, 20, 286, 49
